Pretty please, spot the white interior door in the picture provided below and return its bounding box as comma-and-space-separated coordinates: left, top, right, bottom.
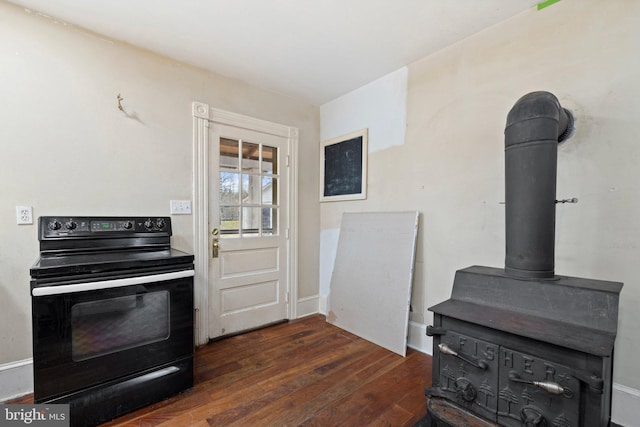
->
208, 123, 290, 338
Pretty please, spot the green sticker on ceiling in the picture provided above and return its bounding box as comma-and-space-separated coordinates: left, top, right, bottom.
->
537, 0, 561, 10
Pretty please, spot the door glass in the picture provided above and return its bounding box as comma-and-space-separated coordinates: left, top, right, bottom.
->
242, 174, 262, 205
242, 207, 262, 236
262, 146, 277, 174
262, 177, 277, 204
220, 172, 240, 204
241, 142, 260, 172
220, 206, 240, 234
262, 208, 277, 236
219, 138, 279, 237
220, 138, 240, 171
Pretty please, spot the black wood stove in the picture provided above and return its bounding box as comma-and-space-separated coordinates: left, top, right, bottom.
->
421, 92, 623, 427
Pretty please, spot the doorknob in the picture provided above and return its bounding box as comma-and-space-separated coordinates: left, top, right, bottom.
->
212, 239, 219, 258
211, 228, 220, 258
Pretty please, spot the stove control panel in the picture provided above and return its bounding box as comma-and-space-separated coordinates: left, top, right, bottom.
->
91, 220, 136, 232
39, 216, 172, 239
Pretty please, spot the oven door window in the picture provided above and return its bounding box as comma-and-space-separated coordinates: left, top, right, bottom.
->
71, 290, 170, 361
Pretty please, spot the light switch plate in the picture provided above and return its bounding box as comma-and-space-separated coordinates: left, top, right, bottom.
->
170, 200, 192, 215
16, 206, 33, 225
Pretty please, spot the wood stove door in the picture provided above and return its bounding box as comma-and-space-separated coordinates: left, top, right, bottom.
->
437, 331, 500, 422
497, 347, 581, 427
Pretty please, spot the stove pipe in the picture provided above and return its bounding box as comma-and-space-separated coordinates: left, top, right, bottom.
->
504, 91, 573, 279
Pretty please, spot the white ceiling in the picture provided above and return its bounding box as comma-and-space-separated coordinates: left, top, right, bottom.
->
7, 0, 540, 105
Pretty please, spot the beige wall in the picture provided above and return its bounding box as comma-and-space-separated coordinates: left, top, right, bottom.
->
0, 1, 319, 364
409, 0, 640, 390
4, 0, 639, 403
320, 0, 640, 394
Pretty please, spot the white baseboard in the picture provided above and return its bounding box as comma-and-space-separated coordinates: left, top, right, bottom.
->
612, 382, 640, 426
296, 295, 319, 318
0, 358, 33, 402
319, 294, 328, 315
407, 321, 432, 355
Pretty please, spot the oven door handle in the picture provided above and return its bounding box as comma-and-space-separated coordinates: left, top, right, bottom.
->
32, 270, 195, 296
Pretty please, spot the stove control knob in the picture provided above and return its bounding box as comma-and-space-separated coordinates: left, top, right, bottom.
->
156, 218, 165, 229
65, 221, 77, 230
48, 220, 62, 231
144, 219, 154, 230
123, 221, 133, 230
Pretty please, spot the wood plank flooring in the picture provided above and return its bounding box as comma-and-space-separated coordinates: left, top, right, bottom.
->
7, 314, 432, 426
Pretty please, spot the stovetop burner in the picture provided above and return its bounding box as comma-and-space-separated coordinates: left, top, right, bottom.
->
31, 247, 193, 279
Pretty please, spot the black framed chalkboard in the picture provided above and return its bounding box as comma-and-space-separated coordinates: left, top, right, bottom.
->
320, 129, 367, 201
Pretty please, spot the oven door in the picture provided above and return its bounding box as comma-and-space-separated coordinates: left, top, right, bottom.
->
31, 269, 194, 401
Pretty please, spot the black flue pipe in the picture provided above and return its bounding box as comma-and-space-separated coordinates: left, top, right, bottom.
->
504, 91, 573, 280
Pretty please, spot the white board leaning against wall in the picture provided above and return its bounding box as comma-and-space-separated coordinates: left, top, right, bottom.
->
327, 211, 419, 356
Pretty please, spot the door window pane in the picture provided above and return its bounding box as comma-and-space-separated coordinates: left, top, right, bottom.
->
242, 207, 262, 236
262, 146, 277, 174
262, 177, 277, 204
242, 142, 260, 172
220, 172, 240, 204
262, 208, 277, 236
220, 138, 239, 171
220, 206, 240, 234
242, 174, 262, 205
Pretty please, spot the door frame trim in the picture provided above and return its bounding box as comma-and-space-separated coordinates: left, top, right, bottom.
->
192, 102, 299, 346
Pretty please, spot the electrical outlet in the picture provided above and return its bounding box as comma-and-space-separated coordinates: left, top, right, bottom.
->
170, 200, 192, 215
16, 206, 33, 225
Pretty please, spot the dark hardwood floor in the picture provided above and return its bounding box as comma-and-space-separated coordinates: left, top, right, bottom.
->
7, 314, 432, 426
